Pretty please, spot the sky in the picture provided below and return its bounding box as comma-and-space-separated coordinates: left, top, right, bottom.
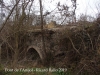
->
76, 0, 99, 17
41, 0, 100, 17
2, 0, 100, 19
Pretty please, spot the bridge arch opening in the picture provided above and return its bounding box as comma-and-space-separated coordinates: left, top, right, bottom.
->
26, 48, 40, 60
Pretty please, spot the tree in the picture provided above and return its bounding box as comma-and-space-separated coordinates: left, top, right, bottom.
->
0, 0, 34, 67
71, 0, 77, 23
39, 0, 47, 65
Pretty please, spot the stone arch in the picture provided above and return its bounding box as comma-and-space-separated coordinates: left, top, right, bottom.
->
26, 46, 44, 60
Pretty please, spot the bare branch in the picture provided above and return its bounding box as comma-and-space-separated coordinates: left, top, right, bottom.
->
0, 0, 20, 33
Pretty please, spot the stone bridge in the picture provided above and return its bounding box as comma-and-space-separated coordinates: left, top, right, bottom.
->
26, 29, 56, 61
25, 28, 67, 61
0, 26, 74, 62
19, 24, 80, 62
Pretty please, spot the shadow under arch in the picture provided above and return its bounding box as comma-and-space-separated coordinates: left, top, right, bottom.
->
26, 46, 44, 60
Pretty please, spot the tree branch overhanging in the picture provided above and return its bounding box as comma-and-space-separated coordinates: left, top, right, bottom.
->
0, 0, 21, 33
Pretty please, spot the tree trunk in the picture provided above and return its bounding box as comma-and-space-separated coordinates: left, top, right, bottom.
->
0, 44, 1, 63
12, 33, 19, 67
39, 0, 47, 65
